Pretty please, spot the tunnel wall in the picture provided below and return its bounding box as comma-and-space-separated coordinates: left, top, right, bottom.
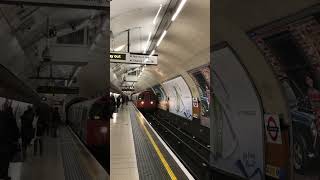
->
214, 13, 289, 180
146, 64, 210, 128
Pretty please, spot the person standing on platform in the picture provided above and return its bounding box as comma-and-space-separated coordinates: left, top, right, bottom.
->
33, 107, 46, 156
126, 95, 129, 105
122, 95, 127, 106
20, 106, 34, 159
116, 96, 121, 109
0, 105, 19, 180
110, 95, 116, 119
110, 95, 117, 119
47, 107, 53, 136
52, 107, 61, 138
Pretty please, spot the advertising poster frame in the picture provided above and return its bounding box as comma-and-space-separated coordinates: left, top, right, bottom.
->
211, 42, 265, 180
188, 64, 210, 126
161, 75, 193, 120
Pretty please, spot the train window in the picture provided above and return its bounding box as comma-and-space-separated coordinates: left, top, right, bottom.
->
150, 94, 157, 100
82, 108, 88, 121
138, 94, 144, 100
89, 101, 108, 120
145, 93, 150, 101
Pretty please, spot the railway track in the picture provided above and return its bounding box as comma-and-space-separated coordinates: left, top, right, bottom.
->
144, 112, 211, 180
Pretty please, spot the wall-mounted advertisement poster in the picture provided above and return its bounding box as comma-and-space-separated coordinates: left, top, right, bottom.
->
151, 84, 168, 111
211, 44, 264, 180
162, 76, 193, 120
189, 64, 210, 127
250, 14, 320, 180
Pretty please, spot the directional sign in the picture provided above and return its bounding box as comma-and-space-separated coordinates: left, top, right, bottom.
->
110, 52, 158, 65
110, 52, 127, 61
264, 114, 282, 144
1, 0, 109, 9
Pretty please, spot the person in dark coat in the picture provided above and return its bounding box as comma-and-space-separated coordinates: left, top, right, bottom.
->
20, 106, 34, 159
51, 107, 60, 138
116, 96, 121, 109
125, 95, 129, 105
110, 95, 116, 118
0, 105, 19, 180
33, 106, 47, 156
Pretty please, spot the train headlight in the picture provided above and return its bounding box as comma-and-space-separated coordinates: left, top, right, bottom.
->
141, 101, 144, 105
100, 127, 108, 134
150, 101, 154, 104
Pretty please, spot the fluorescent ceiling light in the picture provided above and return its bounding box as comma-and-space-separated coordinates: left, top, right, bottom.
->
156, 30, 167, 47
143, 32, 152, 53
153, 4, 163, 25
150, 50, 155, 56
171, 0, 187, 21
114, 44, 126, 51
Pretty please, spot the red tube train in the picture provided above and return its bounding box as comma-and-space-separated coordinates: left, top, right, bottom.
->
67, 96, 110, 150
134, 90, 158, 112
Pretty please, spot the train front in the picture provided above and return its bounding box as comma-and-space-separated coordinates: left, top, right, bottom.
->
136, 91, 158, 112
86, 97, 110, 149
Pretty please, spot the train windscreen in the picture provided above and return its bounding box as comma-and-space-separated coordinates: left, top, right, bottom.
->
138, 94, 144, 100
89, 101, 108, 120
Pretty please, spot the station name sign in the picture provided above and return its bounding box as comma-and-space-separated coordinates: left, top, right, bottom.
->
3, 0, 109, 9
110, 52, 158, 65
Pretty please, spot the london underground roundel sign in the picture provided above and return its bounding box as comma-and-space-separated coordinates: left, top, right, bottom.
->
264, 114, 282, 144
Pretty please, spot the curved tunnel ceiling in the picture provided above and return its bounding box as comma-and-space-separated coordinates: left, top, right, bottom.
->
0, 4, 109, 102
111, 0, 210, 92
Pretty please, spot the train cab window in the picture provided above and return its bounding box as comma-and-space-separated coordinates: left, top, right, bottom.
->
138, 94, 144, 100
145, 93, 150, 101
151, 94, 157, 100
89, 101, 107, 120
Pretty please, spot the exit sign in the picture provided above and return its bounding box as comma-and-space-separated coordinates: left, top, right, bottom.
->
110, 53, 126, 60
110, 52, 158, 65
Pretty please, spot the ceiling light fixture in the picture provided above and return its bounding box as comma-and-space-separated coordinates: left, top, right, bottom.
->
150, 50, 155, 56
171, 0, 187, 21
156, 30, 167, 47
114, 44, 126, 52
153, 4, 163, 25
143, 32, 152, 53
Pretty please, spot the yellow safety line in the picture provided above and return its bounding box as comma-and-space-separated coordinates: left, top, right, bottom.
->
137, 114, 178, 180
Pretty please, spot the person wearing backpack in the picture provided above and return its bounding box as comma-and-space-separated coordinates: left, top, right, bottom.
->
20, 106, 34, 160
